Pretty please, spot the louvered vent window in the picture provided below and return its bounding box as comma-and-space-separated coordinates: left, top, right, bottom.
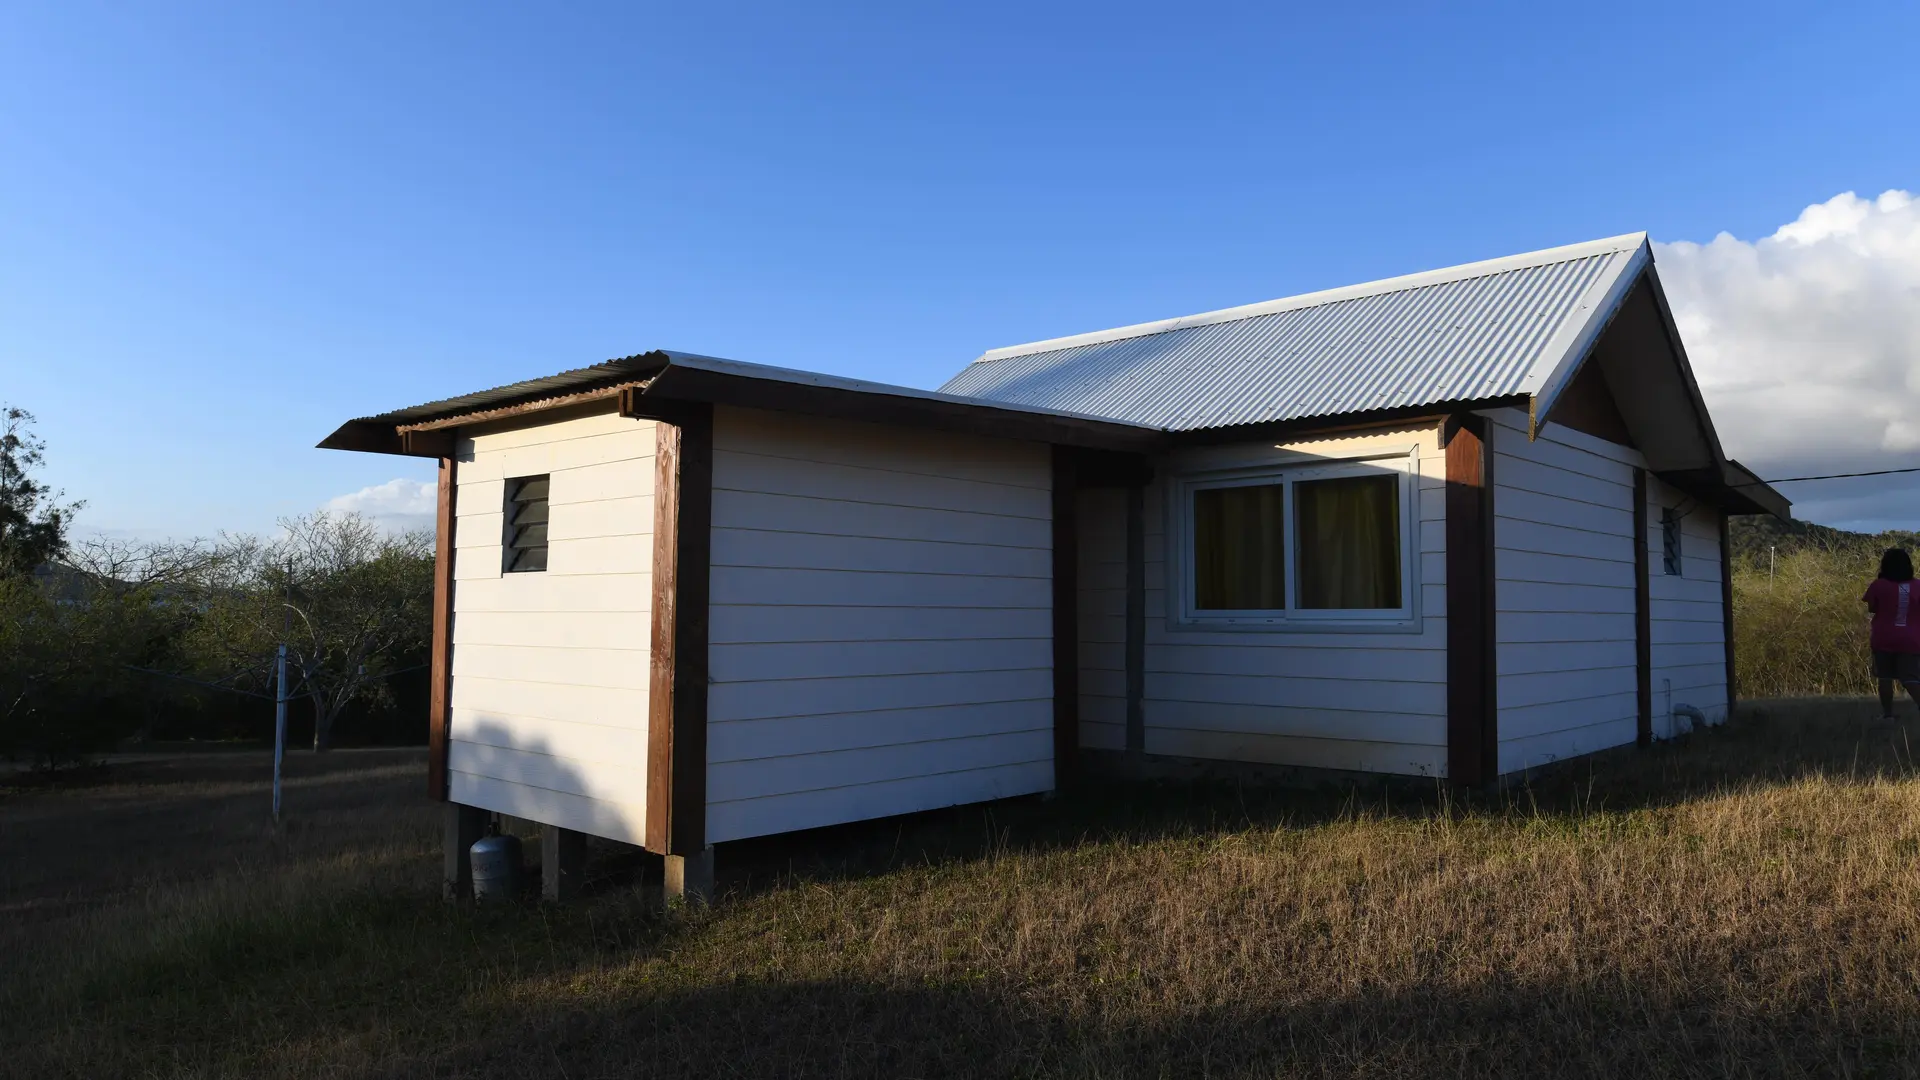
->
1661, 507, 1682, 576
504, 475, 550, 573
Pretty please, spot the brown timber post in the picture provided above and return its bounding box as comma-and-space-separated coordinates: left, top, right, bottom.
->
1634, 468, 1653, 747
1445, 415, 1497, 786
646, 404, 714, 900
1051, 446, 1080, 789
429, 454, 456, 801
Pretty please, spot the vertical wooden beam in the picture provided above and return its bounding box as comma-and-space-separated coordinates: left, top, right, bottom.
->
1124, 482, 1146, 754
1634, 468, 1653, 747
1720, 510, 1736, 720
541, 825, 586, 903
646, 405, 713, 856
428, 454, 457, 802
1051, 446, 1080, 788
1445, 415, 1497, 786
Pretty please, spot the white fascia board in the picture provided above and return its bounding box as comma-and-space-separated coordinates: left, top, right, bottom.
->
1520, 239, 1652, 439
971, 232, 1653, 365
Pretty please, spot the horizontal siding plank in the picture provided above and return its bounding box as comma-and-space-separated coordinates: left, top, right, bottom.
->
544, 497, 653, 542
1500, 717, 1640, 773
708, 729, 1051, 804
449, 770, 645, 847
1146, 672, 1445, 715
448, 739, 647, 805
715, 448, 1051, 520
1145, 699, 1446, 746
711, 604, 1052, 645
706, 760, 1052, 844
1496, 517, 1635, 563
1498, 692, 1639, 742
709, 700, 1052, 763
462, 429, 656, 479
451, 711, 648, 761
1494, 451, 1632, 510
1497, 486, 1634, 537
714, 489, 1052, 549
451, 645, 650, 690
1497, 611, 1635, 644
453, 610, 650, 650
544, 534, 650, 577
1500, 639, 1636, 676
1146, 727, 1444, 776
710, 567, 1047, 608
1081, 718, 1126, 751
1499, 549, 1636, 587
1486, 408, 1639, 473
713, 528, 1050, 578
451, 675, 648, 728
454, 573, 651, 615
1499, 667, 1637, 710
1496, 580, 1636, 615
1148, 642, 1447, 683
463, 409, 650, 451
710, 637, 1050, 683
710, 668, 1052, 723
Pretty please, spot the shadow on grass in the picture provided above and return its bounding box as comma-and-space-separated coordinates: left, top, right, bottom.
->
406, 970, 1920, 1080
710, 697, 1920, 899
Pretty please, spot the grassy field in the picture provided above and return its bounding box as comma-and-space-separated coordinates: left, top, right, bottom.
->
7, 698, 1920, 1079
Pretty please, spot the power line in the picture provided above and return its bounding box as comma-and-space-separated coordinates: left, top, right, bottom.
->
1762, 465, 1920, 484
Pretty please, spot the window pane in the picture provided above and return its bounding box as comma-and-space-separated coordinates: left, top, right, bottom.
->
513, 477, 551, 501
1193, 483, 1286, 610
1295, 474, 1401, 610
511, 523, 549, 550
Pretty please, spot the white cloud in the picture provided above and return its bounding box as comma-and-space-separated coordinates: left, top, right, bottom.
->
323, 478, 436, 534
1655, 190, 1920, 532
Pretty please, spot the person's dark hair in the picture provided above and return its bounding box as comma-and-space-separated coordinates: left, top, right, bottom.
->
1881, 547, 1916, 581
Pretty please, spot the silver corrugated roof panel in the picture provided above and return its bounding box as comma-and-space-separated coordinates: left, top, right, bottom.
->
941, 233, 1651, 432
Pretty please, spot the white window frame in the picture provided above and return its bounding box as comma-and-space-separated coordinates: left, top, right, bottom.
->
1171, 447, 1420, 630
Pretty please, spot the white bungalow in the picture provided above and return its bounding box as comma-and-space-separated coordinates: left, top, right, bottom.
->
321, 233, 1788, 900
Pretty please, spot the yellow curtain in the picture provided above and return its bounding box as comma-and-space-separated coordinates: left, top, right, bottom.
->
1194, 483, 1286, 610
1295, 474, 1400, 609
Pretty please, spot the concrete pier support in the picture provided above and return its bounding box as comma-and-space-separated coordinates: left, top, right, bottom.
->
541, 825, 586, 902
442, 802, 488, 901
664, 846, 714, 905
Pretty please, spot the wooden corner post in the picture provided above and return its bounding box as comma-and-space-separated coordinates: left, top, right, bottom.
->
1633, 468, 1653, 747
429, 454, 457, 801
646, 404, 713, 888
1051, 446, 1080, 789
1445, 415, 1497, 786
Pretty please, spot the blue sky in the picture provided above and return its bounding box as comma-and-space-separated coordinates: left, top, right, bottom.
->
3, 1, 1918, 538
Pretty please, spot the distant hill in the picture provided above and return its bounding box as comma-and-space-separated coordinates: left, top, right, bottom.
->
1729, 515, 1920, 563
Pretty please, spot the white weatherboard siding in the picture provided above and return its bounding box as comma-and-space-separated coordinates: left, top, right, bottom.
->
1077, 487, 1127, 751
1143, 426, 1450, 776
447, 407, 656, 845
705, 407, 1055, 843
1489, 408, 1642, 773
1647, 475, 1729, 734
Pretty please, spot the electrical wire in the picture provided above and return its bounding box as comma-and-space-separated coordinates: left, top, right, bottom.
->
1761, 465, 1920, 484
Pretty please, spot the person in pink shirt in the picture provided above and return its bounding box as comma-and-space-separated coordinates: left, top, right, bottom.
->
1864, 547, 1920, 721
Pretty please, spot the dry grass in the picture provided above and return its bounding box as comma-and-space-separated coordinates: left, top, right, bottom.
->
8, 698, 1920, 1078
1733, 545, 1886, 698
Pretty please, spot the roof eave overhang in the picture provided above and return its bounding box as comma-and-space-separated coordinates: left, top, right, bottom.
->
318, 352, 1166, 458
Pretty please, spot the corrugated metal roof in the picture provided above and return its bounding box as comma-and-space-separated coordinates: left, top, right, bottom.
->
941, 233, 1651, 432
